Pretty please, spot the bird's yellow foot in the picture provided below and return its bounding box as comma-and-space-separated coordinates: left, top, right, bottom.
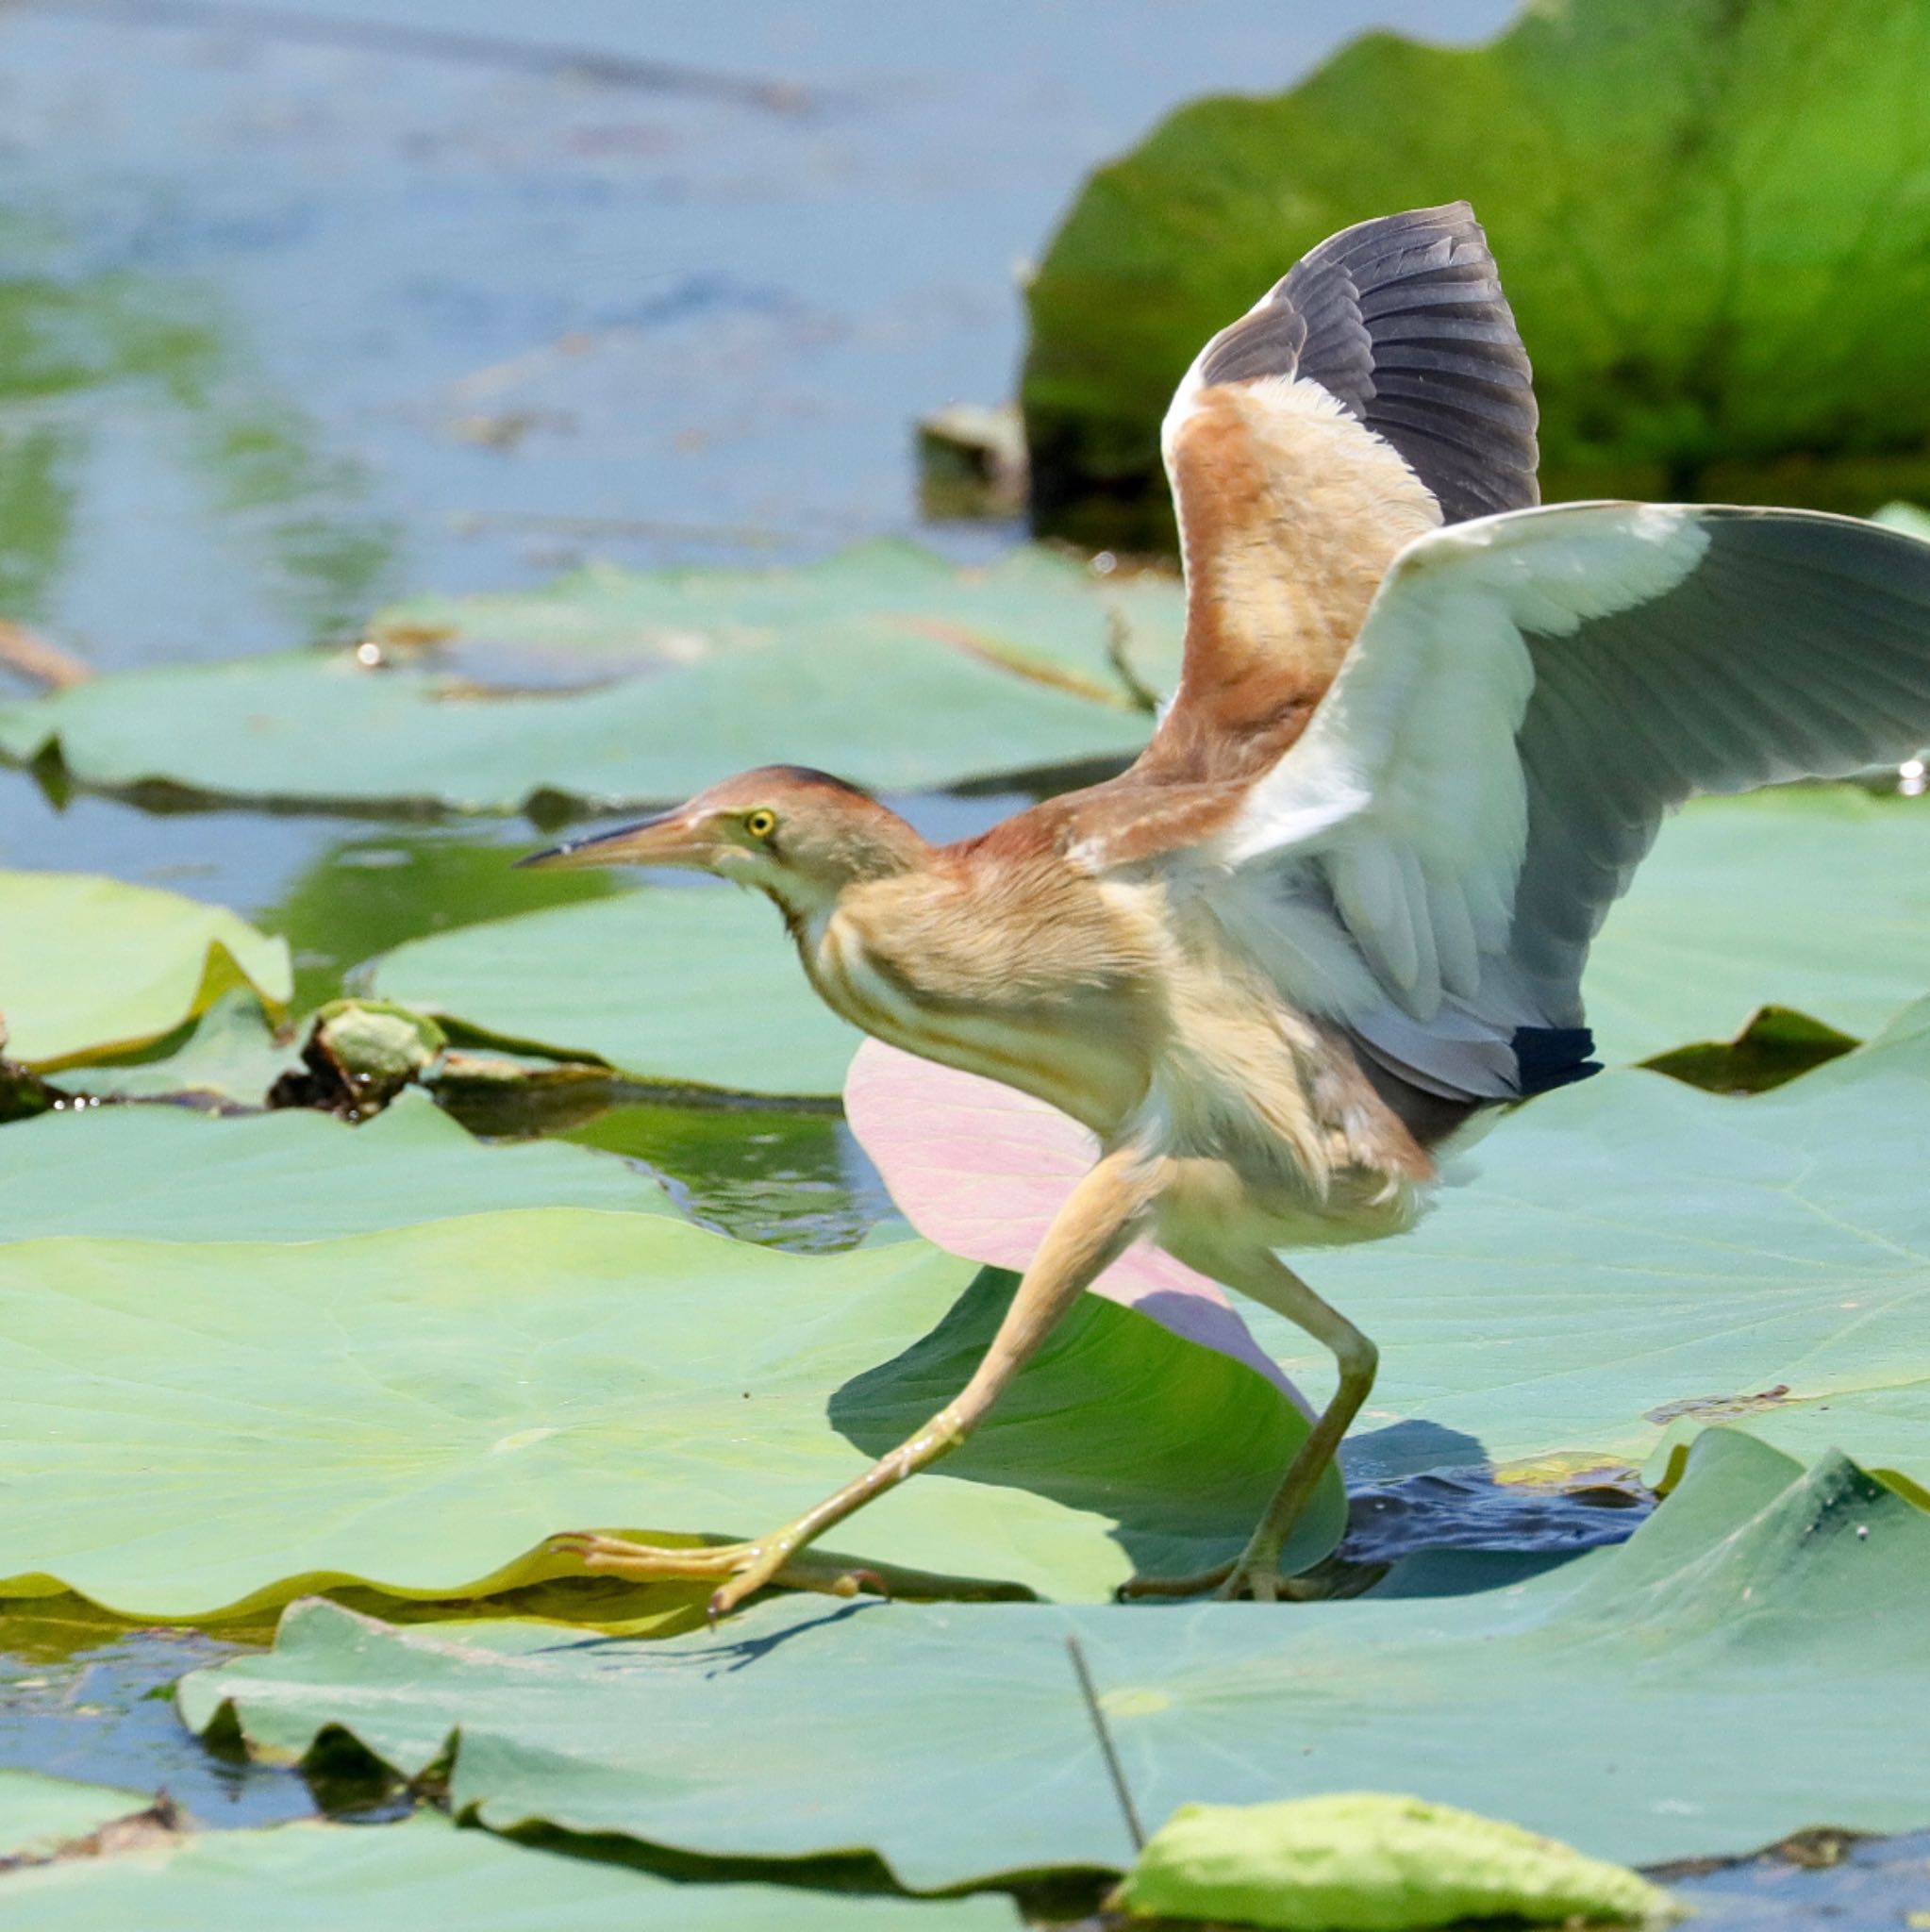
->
1116, 1559, 1236, 1600
550, 1531, 886, 1621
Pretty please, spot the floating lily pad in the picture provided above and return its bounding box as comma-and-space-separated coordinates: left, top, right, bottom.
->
262, 827, 622, 1015
0, 1089, 669, 1242
376, 539, 1181, 700
47, 992, 305, 1109
0, 546, 1171, 813
369, 885, 858, 1097
0, 1212, 1327, 1619
1286, 1001, 1930, 1490
1024, 0, 1930, 542
0, 1810, 1015, 1929
0, 1771, 150, 1862
177, 1433, 1930, 1886
1585, 789, 1930, 1065
0, 870, 291, 1070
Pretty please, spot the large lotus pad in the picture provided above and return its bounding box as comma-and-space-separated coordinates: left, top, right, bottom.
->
178, 1434, 1930, 1888
0, 1212, 1325, 1619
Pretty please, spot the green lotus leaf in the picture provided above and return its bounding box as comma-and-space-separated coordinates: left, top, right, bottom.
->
1279, 999, 1930, 1492
0, 1212, 1330, 1620
1115, 1793, 1673, 1929
369, 884, 859, 1098
363, 787, 1929, 1097
0, 546, 1172, 813
1584, 789, 1930, 1065
0, 870, 291, 1070
47, 991, 305, 1109
1023, 0, 1930, 544
0, 1089, 670, 1242
0, 1771, 149, 1862
259, 826, 621, 1016
376, 537, 1182, 700
176, 1433, 1930, 1887
0, 1810, 1015, 1930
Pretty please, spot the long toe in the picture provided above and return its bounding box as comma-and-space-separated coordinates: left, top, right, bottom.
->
1210, 1558, 1335, 1604
550, 1531, 753, 1582
1116, 1560, 1237, 1601
554, 1531, 900, 1617
1215, 1558, 1280, 1603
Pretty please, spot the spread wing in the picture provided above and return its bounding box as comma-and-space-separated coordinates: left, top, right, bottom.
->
1210, 503, 1930, 1101
1136, 202, 1539, 783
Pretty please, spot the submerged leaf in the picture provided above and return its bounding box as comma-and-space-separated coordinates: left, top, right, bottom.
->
1024, 0, 1930, 543
1116, 1793, 1674, 1929
0, 870, 290, 1070
176, 1433, 1930, 1886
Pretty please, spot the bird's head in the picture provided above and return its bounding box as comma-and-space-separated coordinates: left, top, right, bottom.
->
519, 764, 927, 924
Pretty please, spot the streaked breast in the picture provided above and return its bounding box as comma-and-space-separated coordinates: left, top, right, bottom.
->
806, 912, 1140, 1135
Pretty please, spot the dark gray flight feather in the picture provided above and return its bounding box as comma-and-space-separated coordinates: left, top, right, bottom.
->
1507, 507, 1930, 1029
1200, 202, 1539, 524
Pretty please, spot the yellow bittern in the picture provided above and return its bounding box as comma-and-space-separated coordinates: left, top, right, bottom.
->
525, 202, 1930, 1614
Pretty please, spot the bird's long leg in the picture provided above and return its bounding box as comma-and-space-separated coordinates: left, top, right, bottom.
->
1121, 1249, 1376, 1604
556, 1145, 1168, 1620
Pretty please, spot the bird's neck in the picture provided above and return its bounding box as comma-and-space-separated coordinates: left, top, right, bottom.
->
751, 807, 932, 935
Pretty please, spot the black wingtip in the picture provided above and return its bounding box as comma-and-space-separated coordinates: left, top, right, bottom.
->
1511, 1025, 1601, 1097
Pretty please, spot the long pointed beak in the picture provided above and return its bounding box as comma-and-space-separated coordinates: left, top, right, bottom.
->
516, 809, 710, 872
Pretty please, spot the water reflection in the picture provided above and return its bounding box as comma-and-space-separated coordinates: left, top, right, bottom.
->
0, 216, 399, 681
0, 1617, 317, 1827
538, 1094, 890, 1253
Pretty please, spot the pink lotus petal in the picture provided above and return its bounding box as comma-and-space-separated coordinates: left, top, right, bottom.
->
845, 1038, 1309, 1414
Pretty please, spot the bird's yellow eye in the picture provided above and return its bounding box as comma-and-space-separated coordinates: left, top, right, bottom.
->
743, 809, 778, 839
